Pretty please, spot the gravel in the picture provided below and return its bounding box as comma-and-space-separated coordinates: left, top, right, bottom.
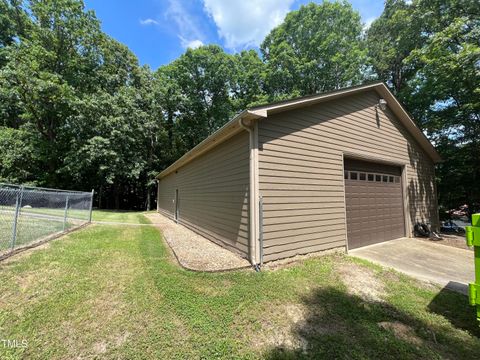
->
145, 213, 251, 272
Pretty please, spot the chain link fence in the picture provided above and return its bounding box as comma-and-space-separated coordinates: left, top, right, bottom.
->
0, 183, 94, 256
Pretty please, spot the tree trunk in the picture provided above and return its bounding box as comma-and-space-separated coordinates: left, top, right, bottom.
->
146, 187, 151, 211
114, 183, 121, 210
167, 109, 174, 157
98, 185, 103, 209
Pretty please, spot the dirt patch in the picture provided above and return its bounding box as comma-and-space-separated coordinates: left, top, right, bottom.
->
0, 265, 62, 315
15, 266, 60, 292
92, 340, 108, 354
378, 321, 423, 346
337, 262, 385, 302
251, 302, 343, 353
92, 331, 130, 355
145, 213, 250, 272
251, 303, 308, 352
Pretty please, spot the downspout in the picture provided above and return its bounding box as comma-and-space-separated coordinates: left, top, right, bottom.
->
239, 116, 260, 269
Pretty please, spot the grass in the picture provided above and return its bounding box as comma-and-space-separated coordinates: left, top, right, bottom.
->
91, 210, 152, 224
0, 216, 76, 252
0, 220, 479, 359
0, 206, 146, 254
1, 206, 150, 224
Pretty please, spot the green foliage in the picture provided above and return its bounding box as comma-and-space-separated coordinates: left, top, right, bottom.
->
0, 126, 40, 184
366, 0, 423, 94
261, 1, 367, 98
232, 50, 268, 108
160, 45, 237, 151
153, 46, 267, 161
0, 0, 163, 209
367, 0, 480, 211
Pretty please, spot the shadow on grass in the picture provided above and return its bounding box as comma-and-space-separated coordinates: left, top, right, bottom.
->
263, 287, 480, 360
137, 229, 480, 358
427, 281, 480, 338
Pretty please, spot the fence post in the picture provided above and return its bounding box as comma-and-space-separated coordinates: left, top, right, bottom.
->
88, 189, 94, 223
10, 186, 24, 250
63, 195, 69, 231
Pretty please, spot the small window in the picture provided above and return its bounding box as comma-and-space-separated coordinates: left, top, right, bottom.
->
382, 175, 388, 182
350, 172, 358, 180
389, 176, 394, 183
344, 170, 349, 179
375, 174, 382, 182
368, 174, 374, 181
395, 176, 401, 183
359, 173, 366, 181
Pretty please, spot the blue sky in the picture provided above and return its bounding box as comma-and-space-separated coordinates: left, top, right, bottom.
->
84, 0, 384, 70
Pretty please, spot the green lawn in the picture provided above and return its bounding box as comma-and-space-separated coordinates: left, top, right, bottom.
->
0, 220, 479, 359
0, 207, 147, 254
1, 206, 150, 224
0, 216, 77, 253
91, 210, 152, 224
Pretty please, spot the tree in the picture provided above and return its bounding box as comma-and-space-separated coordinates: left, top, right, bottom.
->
153, 64, 183, 167
61, 36, 159, 209
231, 50, 268, 108
156, 45, 237, 152
367, 0, 480, 213
0, 126, 40, 184
0, 0, 31, 65
406, 0, 480, 212
366, 0, 423, 95
0, 0, 103, 185
0, 0, 161, 209
261, 1, 367, 98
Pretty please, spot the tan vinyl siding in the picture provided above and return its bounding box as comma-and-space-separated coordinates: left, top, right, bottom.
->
259, 90, 438, 261
157, 131, 250, 257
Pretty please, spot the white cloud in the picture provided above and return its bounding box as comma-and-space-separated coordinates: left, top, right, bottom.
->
179, 37, 204, 49
203, 0, 294, 49
165, 0, 206, 49
140, 18, 159, 26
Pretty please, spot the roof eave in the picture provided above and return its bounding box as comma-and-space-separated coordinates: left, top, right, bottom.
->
251, 82, 384, 115
253, 82, 441, 164
155, 109, 266, 179
156, 82, 441, 180
373, 84, 442, 163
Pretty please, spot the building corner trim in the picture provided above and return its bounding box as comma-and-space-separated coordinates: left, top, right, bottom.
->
240, 117, 261, 266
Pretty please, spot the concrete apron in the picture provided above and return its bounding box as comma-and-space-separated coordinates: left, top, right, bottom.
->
349, 237, 475, 295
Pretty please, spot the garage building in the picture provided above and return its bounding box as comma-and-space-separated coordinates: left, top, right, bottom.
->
156, 82, 441, 265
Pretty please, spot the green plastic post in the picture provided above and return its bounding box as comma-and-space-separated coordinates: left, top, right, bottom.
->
466, 214, 480, 322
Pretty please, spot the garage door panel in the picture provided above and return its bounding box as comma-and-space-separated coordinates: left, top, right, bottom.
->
345, 159, 405, 249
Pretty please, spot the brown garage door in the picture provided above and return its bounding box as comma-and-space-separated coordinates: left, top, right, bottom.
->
344, 159, 405, 249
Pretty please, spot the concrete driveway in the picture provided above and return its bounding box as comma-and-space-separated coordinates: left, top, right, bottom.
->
349, 238, 474, 294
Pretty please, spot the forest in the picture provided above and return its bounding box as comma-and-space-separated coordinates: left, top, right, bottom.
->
0, 0, 478, 211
